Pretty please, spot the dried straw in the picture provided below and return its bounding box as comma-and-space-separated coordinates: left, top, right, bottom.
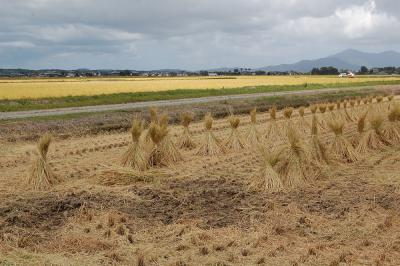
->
196, 113, 226, 155
148, 121, 182, 166
177, 113, 196, 149
275, 126, 318, 188
250, 145, 283, 192
327, 118, 360, 163
121, 119, 148, 171
225, 116, 245, 151
247, 108, 260, 147
28, 134, 61, 190
356, 112, 389, 154
309, 115, 330, 165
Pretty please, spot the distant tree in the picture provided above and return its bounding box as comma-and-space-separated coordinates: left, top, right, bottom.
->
120, 70, 132, 76
199, 71, 209, 76
255, 70, 266, 75
359, 66, 368, 74
311, 66, 339, 75
311, 68, 320, 75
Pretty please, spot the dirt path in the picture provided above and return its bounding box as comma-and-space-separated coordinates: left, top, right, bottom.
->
0, 85, 392, 120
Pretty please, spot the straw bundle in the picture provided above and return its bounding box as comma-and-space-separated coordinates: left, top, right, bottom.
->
177, 112, 196, 149
309, 115, 330, 165
265, 106, 280, 141
250, 145, 283, 192
196, 113, 226, 155
356, 112, 389, 154
382, 105, 400, 145
148, 121, 182, 166
327, 118, 360, 163
225, 116, 245, 151
275, 126, 318, 188
121, 119, 148, 171
28, 134, 61, 190
158, 114, 182, 163
296, 106, 309, 134
246, 108, 260, 147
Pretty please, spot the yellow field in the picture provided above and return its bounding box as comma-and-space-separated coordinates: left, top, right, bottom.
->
1, 75, 400, 100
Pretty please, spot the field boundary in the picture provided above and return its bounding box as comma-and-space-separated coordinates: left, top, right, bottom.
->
0, 84, 393, 120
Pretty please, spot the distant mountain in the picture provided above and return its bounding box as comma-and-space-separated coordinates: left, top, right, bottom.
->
328, 49, 400, 68
258, 49, 400, 72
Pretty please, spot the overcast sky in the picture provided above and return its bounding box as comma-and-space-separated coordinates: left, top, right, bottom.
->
0, 0, 399, 70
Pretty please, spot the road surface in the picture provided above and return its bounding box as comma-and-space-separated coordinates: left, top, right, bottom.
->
0, 85, 386, 120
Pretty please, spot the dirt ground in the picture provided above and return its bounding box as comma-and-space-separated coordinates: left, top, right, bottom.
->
2, 97, 400, 265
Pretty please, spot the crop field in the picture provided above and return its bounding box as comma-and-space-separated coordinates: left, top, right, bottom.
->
2, 75, 400, 100
2, 94, 400, 265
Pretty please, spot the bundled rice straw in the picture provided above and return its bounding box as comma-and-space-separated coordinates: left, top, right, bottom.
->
225, 115, 245, 151
142, 107, 160, 145
296, 106, 309, 134
265, 106, 280, 141
356, 111, 389, 154
318, 104, 328, 129
159, 113, 182, 162
310, 104, 318, 115
344, 106, 355, 122
249, 145, 283, 192
309, 104, 321, 132
246, 108, 260, 147
282, 107, 294, 132
149, 107, 159, 123
309, 115, 330, 165
387, 94, 395, 110
121, 119, 148, 171
148, 119, 182, 166
177, 112, 196, 149
351, 111, 367, 146
196, 113, 226, 155
283, 107, 293, 119
382, 105, 400, 145
275, 126, 318, 188
147, 123, 168, 166
28, 134, 61, 190
327, 118, 360, 163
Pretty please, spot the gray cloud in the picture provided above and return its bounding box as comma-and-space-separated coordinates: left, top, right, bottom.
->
0, 0, 398, 69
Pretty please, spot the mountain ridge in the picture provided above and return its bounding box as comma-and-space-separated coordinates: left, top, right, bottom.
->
257, 49, 400, 72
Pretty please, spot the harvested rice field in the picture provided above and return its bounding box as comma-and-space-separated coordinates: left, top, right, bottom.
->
2, 75, 400, 100
2, 95, 400, 265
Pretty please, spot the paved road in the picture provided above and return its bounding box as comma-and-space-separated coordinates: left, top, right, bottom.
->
0, 85, 383, 120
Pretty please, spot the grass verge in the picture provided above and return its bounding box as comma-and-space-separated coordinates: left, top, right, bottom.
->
1, 80, 400, 112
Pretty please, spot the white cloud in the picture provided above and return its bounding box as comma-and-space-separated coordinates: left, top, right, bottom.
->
336, 0, 398, 38
31, 24, 142, 43
0, 41, 35, 48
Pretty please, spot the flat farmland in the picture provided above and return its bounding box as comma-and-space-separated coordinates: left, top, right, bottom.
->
2, 75, 400, 100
